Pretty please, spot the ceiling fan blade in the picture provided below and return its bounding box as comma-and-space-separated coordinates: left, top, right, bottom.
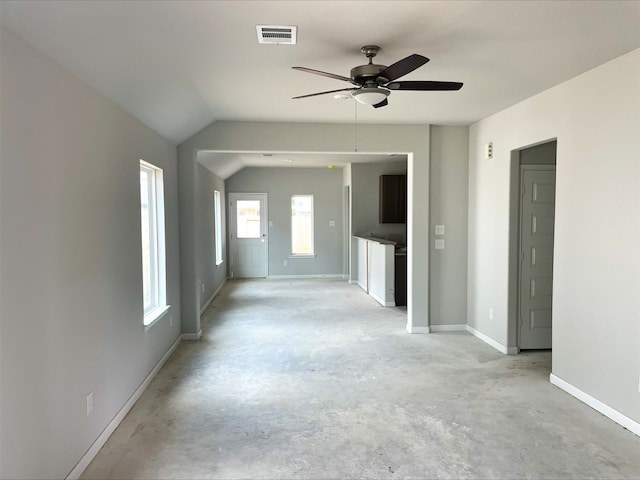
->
372, 98, 388, 108
292, 67, 353, 83
378, 54, 429, 82
292, 87, 357, 99
386, 81, 463, 91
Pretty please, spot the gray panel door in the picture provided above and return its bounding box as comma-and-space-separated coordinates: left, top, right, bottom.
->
519, 168, 556, 349
229, 193, 268, 278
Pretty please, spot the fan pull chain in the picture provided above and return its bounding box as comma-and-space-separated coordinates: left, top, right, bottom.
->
354, 100, 358, 152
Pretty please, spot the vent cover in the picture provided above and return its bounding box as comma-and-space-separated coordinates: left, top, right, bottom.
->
256, 25, 297, 45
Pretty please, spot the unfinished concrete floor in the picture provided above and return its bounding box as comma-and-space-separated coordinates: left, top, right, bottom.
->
81, 279, 639, 479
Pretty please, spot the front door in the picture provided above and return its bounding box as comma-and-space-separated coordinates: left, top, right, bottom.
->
519, 167, 556, 349
229, 193, 268, 278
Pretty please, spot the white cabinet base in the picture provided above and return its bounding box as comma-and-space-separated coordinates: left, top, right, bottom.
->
354, 236, 395, 307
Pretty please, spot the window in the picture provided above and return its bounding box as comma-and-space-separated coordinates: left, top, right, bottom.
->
236, 200, 261, 238
140, 160, 168, 327
214, 190, 223, 265
291, 195, 314, 256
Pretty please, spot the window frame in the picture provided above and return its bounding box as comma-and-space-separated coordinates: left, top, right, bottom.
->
140, 159, 169, 329
290, 194, 315, 257
214, 189, 223, 266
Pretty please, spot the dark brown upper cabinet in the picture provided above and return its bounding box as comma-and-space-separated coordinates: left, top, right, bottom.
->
379, 174, 407, 223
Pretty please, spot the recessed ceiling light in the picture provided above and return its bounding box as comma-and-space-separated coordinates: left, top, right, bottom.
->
284, 159, 294, 163
334, 93, 352, 101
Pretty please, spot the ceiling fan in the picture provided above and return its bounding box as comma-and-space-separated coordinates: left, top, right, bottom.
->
292, 45, 463, 108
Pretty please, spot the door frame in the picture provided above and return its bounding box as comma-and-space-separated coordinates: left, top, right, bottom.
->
507, 139, 557, 353
228, 192, 268, 278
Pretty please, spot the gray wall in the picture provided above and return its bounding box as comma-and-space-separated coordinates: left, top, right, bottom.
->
225, 167, 344, 277
195, 162, 227, 311
429, 126, 469, 327
468, 49, 640, 424
351, 160, 407, 244
0, 28, 181, 479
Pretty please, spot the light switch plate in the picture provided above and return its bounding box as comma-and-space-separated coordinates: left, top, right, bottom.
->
329, 220, 336, 227
435, 239, 445, 250
435, 224, 445, 235
485, 142, 493, 160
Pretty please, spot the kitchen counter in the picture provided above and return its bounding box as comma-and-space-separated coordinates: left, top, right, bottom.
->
353, 234, 398, 246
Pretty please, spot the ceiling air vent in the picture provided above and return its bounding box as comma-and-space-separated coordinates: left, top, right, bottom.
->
256, 25, 297, 45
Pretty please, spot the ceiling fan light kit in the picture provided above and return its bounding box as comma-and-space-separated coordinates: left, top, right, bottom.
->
352, 87, 390, 106
292, 45, 463, 108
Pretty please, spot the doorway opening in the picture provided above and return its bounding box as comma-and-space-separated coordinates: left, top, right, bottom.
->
197, 148, 417, 334
508, 140, 557, 352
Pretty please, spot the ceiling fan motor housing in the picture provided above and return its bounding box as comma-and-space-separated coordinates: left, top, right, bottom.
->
351, 64, 389, 87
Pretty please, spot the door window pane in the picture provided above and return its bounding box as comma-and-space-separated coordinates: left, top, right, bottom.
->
236, 200, 261, 238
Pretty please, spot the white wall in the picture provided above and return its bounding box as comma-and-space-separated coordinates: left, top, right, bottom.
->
468, 49, 640, 423
225, 166, 344, 277
0, 28, 181, 478
178, 122, 430, 335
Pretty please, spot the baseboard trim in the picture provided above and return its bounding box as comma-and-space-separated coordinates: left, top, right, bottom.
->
267, 274, 346, 279
181, 330, 202, 341
550, 373, 640, 437
430, 324, 467, 332
466, 325, 518, 354
407, 325, 430, 334
65, 335, 181, 479
200, 279, 226, 316
369, 291, 395, 307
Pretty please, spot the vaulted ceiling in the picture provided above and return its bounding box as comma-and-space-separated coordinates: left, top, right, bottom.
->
2, 0, 639, 148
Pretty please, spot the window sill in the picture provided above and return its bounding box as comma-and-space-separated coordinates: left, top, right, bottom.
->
144, 305, 170, 331
289, 254, 317, 259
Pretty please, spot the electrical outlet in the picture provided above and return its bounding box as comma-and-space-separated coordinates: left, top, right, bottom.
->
86, 392, 93, 417
435, 224, 445, 235
489, 308, 494, 320
283, 260, 288, 266
435, 239, 445, 250
329, 220, 336, 227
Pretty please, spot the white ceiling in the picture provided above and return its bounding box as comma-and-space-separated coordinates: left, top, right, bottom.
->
1, 0, 639, 176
